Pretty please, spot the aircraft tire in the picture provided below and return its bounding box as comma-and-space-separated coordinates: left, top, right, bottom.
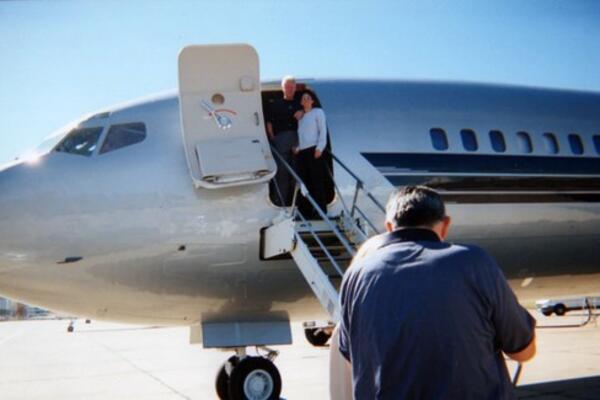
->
228, 356, 281, 400
542, 309, 553, 316
554, 303, 567, 316
304, 328, 331, 347
215, 356, 238, 399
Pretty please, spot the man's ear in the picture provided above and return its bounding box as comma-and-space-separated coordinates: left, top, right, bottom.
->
439, 216, 451, 240
385, 221, 394, 233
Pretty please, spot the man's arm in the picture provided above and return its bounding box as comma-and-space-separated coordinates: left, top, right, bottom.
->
316, 109, 327, 152
481, 249, 537, 362
506, 332, 536, 362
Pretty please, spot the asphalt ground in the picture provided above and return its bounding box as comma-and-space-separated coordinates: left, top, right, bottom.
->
0, 310, 598, 399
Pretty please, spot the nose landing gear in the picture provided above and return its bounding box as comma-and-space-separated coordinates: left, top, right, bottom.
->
215, 347, 282, 400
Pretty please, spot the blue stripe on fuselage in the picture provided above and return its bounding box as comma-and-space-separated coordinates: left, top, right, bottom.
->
361, 152, 600, 175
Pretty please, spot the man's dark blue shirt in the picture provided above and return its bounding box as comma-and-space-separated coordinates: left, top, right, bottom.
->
338, 228, 535, 400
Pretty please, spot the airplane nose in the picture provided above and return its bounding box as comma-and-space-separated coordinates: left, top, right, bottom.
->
0, 162, 20, 271
0, 160, 26, 207
0, 154, 75, 274
0, 160, 43, 273
0, 158, 51, 212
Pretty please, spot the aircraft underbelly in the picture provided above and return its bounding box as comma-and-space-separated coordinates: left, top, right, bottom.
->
0, 173, 599, 325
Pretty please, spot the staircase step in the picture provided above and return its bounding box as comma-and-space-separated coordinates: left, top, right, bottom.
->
306, 243, 348, 251
300, 233, 355, 247
294, 220, 339, 232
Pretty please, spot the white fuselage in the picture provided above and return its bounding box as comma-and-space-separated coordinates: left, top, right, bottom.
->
0, 80, 599, 326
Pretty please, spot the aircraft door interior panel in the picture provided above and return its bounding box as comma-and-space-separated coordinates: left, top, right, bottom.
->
178, 44, 276, 189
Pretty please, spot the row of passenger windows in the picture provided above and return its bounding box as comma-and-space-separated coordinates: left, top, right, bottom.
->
54, 123, 146, 157
430, 128, 600, 155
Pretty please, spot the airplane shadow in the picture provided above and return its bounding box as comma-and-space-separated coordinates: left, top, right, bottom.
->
516, 376, 600, 399
73, 325, 164, 333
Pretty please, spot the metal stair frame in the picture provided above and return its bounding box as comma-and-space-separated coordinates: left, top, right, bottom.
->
263, 148, 387, 321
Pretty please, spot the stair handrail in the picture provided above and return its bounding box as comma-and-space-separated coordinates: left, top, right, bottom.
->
293, 208, 346, 278
329, 151, 386, 213
270, 147, 357, 257
328, 151, 386, 234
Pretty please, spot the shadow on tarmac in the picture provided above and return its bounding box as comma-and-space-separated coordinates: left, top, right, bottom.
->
516, 376, 600, 399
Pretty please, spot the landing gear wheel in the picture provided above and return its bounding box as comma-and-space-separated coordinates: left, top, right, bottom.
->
304, 328, 331, 347
554, 303, 567, 316
215, 356, 238, 400
228, 356, 281, 400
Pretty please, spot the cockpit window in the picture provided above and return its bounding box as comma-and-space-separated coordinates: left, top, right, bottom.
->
54, 127, 103, 157
99, 123, 146, 155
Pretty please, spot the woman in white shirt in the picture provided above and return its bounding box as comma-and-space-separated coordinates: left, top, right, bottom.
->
293, 92, 329, 219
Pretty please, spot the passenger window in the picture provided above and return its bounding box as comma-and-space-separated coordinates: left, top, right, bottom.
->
100, 123, 147, 155
489, 130, 506, 152
516, 131, 533, 153
542, 133, 559, 154
568, 134, 584, 155
430, 128, 448, 151
460, 129, 478, 151
594, 135, 600, 155
54, 127, 103, 157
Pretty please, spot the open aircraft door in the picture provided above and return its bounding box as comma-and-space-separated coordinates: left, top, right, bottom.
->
178, 44, 276, 189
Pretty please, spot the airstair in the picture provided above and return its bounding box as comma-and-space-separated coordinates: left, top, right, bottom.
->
261, 150, 386, 322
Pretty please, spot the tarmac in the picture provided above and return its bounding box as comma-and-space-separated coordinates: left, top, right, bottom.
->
0, 310, 598, 400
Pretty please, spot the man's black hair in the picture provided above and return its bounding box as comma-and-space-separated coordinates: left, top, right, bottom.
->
386, 186, 446, 229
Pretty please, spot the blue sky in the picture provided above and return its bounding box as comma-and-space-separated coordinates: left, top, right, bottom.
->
1, 0, 600, 164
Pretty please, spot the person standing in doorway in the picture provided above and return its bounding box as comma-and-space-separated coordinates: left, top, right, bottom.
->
266, 76, 303, 206
294, 91, 328, 218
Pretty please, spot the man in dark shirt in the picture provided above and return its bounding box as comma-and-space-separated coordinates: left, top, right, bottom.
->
336, 186, 536, 400
266, 76, 303, 206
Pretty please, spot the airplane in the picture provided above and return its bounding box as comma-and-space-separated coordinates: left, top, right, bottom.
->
0, 44, 599, 400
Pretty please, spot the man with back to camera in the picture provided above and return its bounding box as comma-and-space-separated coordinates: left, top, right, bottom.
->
334, 186, 536, 400
266, 76, 303, 206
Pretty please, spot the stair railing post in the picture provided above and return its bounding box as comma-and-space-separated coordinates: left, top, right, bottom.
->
350, 181, 361, 218
329, 151, 385, 234
289, 183, 300, 217
295, 211, 346, 277
271, 147, 357, 257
